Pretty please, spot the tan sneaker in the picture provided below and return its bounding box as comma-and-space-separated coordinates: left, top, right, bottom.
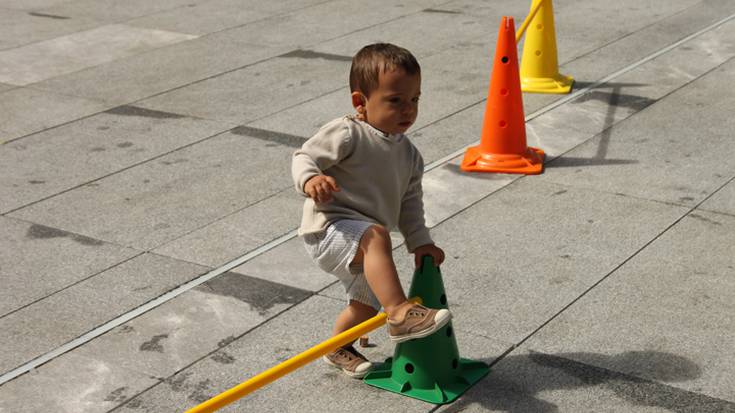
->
322, 345, 373, 378
387, 303, 452, 343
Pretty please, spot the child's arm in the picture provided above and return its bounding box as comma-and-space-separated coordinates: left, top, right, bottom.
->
398, 150, 437, 264
292, 119, 353, 199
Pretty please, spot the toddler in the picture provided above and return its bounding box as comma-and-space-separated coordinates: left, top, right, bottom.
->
292, 43, 451, 378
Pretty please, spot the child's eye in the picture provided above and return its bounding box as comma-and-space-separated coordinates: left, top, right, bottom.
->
388, 97, 401, 104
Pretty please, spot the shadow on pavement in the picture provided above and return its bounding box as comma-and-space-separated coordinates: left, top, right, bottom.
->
439, 350, 735, 413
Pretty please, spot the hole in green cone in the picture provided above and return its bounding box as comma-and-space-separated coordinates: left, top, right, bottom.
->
405, 363, 414, 374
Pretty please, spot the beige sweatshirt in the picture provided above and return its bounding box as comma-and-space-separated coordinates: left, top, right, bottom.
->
292, 116, 433, 252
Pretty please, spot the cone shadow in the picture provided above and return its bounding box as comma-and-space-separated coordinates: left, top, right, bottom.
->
545, 157, 638, 168
439, 350, 722, 413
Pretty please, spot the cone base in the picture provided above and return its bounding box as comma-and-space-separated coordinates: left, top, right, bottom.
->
363, 358, 490, 405
521, 73, 574, 94
460, 145, 545, 175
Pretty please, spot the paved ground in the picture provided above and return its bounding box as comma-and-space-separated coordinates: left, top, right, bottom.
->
1, 0, 734, 412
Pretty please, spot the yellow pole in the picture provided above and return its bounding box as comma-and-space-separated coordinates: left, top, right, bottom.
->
516, 0, 546, 43
185, 298, 421, 413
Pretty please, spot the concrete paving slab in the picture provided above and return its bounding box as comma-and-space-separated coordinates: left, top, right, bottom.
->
0, 272, 310, 412
0, 252, 207, 375
0, 0, 75, 10
425, 178, 688, 344
310, 0, 523, 59
562, 0, 735, 85
9, 130, 294, 250
126, 2, 272, 36
551, 0, 702, 64
527, 18, 735, 160
525, 108, 598, 159
0, 216, 139, 317
521, 210, 735, 402
0, 82, 14, 93
0, 105, 233, 213
699, 179, 735, 215
71, 271, 311, 379
153, 189, 302, 267
39, 0, 197, 22
214, 0, 450, 50
599, 17, 735, 102
0, 352, 159, 413
520, 0, 735, 118
113, 296, 464, 412
0, 7, 100, 50
524, 21, 735, 162
0, 24, 196, 86
246, 87, 354, 140
436, 348, 735, 413
0, 87, 110, 144
135, 52, 352, 124
423, 160, 517, 227
30, 34, 283, 105
231, 236, 337, 292
128, 0, 361, 36
407, 104, 486, 165
539, 56, 735, 208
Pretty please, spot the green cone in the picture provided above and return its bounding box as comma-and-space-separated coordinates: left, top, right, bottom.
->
363, 256, 489, 404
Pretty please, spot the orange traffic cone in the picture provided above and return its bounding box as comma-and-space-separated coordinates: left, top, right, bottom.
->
461, 16, 544, 175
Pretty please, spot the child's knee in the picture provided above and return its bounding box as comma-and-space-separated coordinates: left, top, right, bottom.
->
360, 225, 392, 249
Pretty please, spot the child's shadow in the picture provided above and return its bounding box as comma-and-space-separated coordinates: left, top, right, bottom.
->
440, 350, 730, 413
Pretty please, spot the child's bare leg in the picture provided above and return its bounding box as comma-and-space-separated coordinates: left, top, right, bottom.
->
333, 300, 378, 337
326, 299, 375, 378
352, 225, 412, 318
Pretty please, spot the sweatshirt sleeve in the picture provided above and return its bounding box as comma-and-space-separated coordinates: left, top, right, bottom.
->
291, 118, 353, 196
398, 150, 433, 252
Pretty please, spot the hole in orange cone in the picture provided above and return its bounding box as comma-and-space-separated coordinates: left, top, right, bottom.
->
499, 120, 507, 128
500, 88, 509, 96
501, 56, 509, 63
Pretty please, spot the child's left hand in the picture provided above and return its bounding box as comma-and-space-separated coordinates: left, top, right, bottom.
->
413, 244, 445, 268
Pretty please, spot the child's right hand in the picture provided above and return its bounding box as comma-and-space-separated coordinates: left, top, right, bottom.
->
304, 175, 340, 204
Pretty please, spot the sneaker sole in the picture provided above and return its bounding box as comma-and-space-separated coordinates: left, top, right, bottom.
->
322, 355, 372, 379
389, 310, 452, 343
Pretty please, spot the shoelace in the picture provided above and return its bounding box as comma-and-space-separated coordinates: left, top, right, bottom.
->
406, 305, 428, 318
335, 346, 361, 362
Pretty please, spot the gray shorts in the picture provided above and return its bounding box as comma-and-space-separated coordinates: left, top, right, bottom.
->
303, 219, 381, 310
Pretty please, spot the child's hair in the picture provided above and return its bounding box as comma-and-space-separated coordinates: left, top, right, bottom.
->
349, 43, 420, 96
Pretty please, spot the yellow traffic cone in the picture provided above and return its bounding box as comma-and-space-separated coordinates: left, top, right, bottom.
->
519, 0, 573, 94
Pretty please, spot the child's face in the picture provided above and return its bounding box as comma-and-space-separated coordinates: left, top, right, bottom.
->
354, 68, 421, 135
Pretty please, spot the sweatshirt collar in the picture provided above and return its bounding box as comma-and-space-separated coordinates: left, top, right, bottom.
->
351, 116, 404, 142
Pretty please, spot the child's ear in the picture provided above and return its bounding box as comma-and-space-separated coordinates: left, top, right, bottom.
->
351, 91, 366, 114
